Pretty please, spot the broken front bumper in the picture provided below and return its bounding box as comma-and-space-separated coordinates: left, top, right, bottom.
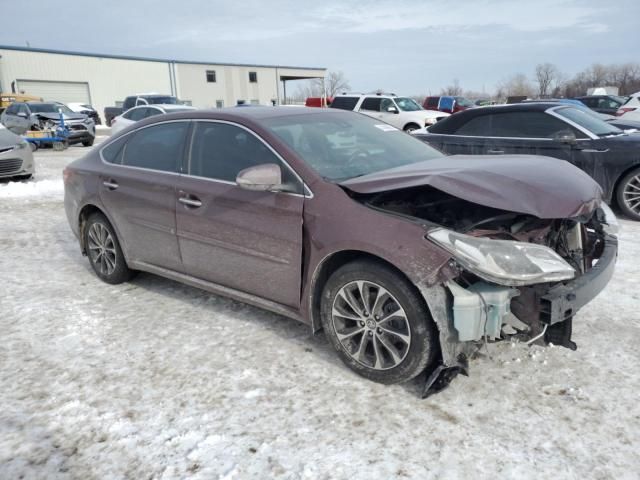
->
420, 233, 618, 397
540, 234, 618, 325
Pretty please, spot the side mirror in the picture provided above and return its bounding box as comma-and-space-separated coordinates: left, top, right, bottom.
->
386, 106, 399, 114
553, 131, 577, 145
17, 111, 28, 118
236, 163, 284, 192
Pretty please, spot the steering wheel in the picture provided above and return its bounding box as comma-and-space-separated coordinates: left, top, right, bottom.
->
345, 149, 369, 167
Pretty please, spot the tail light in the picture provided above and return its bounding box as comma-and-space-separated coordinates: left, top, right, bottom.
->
63, 167, 74, 184
616, 107, 636, 116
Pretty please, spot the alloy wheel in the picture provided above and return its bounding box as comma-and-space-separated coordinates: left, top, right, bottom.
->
623, 174, 640, 216
331, 280, 411, 370
87, 222, 117, 276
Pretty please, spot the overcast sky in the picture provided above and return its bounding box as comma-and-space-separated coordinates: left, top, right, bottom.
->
1, 0, 637, 95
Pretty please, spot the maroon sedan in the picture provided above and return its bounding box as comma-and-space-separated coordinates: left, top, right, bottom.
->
64, 107, 618, 395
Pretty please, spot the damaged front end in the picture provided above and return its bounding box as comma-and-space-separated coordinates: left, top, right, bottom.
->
364, 186, 619, 396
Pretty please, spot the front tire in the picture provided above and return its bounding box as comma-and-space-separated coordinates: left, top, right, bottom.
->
403, 123, 421, 133
84, 213, 135, 284
82, 138, 95, 147
616, 167, 640, 221
321, 260, 437, 384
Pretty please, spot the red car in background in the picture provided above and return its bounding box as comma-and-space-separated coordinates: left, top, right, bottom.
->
423, 96, 474, 114
305, 97, 333, 107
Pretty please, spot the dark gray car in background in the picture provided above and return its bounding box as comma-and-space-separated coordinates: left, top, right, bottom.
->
1, 102, 96, 146
63, 107, 618, 395
419, 103, 640, 220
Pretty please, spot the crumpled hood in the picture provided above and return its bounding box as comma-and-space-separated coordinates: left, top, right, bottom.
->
33, 112, 87, 122
340, 155, 603, 219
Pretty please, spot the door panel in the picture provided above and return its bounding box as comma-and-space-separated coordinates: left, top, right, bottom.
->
175, 176, 304, 307
99, 166, 182, 271
424, 134, 488, 155
98, 121, 189, 271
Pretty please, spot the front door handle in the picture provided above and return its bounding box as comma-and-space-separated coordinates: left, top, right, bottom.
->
102, 179, 119, 190
487, 149, 505, 154
178, 195, 202, 208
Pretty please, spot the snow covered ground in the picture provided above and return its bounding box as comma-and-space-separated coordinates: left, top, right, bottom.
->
1, 143, 639, 479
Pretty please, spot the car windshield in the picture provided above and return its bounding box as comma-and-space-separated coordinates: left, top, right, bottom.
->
395, 97, 422, 112
28, 103, 74, 114
264, 111, 443, 181
554, 106, 623, 136
454, 97, 475, 107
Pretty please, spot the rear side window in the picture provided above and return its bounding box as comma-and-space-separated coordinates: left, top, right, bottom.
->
102, 136, 128, 164
188, 121, 302, 192
455, 115, 492, 136
330, 96, 359, 111
121, 122, 188, 172
360, 97, 382, 111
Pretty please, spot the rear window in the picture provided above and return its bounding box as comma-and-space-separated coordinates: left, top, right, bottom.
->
330, 96, 359, 111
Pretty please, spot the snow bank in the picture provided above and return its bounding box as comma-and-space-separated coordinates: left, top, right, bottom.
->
0, 179, 63, 199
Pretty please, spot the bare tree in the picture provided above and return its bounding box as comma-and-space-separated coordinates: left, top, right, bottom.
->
535, 63, 561, 98
496, 73, 534, 99
440, 79, 463, 96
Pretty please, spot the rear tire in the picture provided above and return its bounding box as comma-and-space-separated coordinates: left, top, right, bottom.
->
320, 260, 437, 384
616, 167, 640, 221
84, 213, 135, 284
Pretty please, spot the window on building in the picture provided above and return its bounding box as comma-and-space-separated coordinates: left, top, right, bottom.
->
206, 70, 217, 83
215, 100, 224, 109
249, 71, 258, 83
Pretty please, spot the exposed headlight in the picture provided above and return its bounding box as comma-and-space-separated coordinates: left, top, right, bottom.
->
16, 140, 29, 150
599, 203, 619, 236
428, 228, 575, 286
84, 117, 92, 124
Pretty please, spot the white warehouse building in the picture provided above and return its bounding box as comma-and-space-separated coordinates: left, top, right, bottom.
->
0, 45, 325, 117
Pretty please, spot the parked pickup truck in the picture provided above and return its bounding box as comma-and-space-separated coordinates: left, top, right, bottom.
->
104, 94, 178, 126
330, 93, 448, 132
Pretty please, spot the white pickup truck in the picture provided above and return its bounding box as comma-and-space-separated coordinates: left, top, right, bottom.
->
330, 93, 449, 132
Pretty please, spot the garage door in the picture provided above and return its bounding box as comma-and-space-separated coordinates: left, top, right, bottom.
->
16, 80, 91, 105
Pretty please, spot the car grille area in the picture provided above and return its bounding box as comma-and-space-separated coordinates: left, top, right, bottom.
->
0, 158, 23, 175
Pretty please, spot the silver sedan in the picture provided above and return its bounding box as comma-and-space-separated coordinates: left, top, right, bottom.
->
0, 126, 35, 180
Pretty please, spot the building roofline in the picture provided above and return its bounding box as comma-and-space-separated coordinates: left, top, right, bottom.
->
0, 44, 326, 71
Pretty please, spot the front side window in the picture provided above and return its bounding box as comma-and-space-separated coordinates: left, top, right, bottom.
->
215, 100, 224, 108
380, 98, 395, 112
554, 106, 622, 137
206, 70, 216, 83
121, 122, 188, 172
124, 108, 147, 121
395, 97, 422, 111
456, 112, 583, 138
6, 103, 18, 114
264, 111, 444, 181
188, 121, 302, 192
249, 71, 258, 83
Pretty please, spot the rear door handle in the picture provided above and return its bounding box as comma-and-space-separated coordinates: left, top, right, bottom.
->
102, 180, 119, 190
178, 195, 202, 208
487, 149, 504, 154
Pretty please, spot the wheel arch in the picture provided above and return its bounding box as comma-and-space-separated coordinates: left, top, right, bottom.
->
77, 203, 122, 256
612, 162, 640, 209
403, 122, 421, 132
309, 249, 427, 333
